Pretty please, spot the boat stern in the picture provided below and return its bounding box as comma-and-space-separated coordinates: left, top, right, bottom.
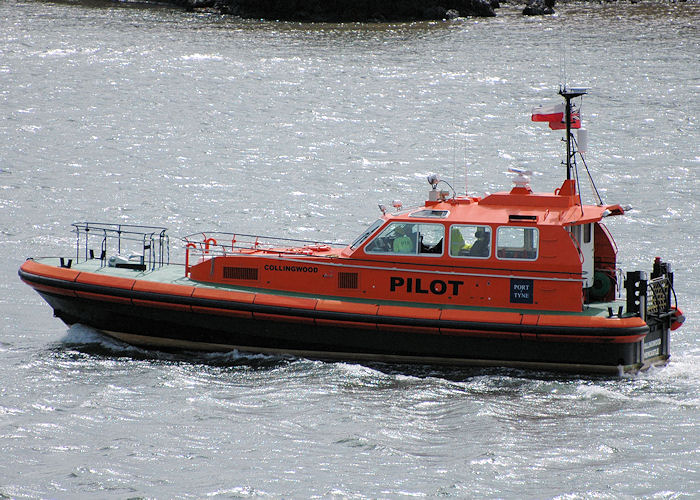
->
624, 257, 682, 369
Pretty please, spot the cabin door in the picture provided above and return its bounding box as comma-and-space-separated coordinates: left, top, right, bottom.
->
570, 224, 594, 288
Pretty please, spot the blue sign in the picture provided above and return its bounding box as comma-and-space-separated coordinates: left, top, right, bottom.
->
510, 278, 534, 304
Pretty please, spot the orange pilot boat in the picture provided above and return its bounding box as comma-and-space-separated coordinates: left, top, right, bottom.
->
19, 88, 684, 374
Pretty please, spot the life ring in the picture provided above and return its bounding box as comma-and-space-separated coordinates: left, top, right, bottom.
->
287, 247, 314, 255
670, 306, 685, 331
306, 244, 331, 252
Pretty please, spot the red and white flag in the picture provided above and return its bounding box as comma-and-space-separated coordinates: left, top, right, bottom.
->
548, 111, 581, 130
531, 103, 565, 122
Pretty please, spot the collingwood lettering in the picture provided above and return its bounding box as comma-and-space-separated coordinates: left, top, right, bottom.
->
264, 264, 319, 273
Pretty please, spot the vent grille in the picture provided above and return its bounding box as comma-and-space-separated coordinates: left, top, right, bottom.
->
223, 267, 258, 280
338, 272, 358, 289
509, 214, 538, 222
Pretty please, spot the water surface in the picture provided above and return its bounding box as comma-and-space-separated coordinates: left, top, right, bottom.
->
1, 1, 698, 497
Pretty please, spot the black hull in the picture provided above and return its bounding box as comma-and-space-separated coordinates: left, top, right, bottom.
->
34, 288, 664, 374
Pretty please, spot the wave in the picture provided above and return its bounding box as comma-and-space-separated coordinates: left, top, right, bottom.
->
180, 53, 224, 61
57, 324, 290, 368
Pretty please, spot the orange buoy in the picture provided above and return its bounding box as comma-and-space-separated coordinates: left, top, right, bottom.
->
670, 306, 685, 331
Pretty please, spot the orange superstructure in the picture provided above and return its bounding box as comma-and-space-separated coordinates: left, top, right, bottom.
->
187, 177, 622, 314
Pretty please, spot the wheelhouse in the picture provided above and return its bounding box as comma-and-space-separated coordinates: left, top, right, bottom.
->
345, 176, 623, 312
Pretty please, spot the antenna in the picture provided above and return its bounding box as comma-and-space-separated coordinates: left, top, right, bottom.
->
452, 125, 457, 195
560, 43, 573, 91
463, 132, 468, 196
559, 51, 565, 90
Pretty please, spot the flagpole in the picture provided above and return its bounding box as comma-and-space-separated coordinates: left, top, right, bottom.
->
559, 86, 587, 182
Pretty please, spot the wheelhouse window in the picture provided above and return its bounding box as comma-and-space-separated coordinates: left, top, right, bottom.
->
365, 222, 444, 256
449, 225, 492, 258
584, 223, 592, 243
496, 226, 539, 260
351, 219, 383, 249
569, 223, 592, 245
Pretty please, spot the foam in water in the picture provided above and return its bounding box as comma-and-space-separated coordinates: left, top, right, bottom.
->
62, 323, 134, 349
180, 53, 224, 61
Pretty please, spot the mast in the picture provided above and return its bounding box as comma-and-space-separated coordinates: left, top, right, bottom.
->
558, 86, 587, 180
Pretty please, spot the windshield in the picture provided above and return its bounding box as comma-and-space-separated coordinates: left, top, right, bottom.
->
364, 222, 444, 256
350, 219, 384, 249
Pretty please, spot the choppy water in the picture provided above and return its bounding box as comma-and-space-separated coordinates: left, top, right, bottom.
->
1, 0, 699, 497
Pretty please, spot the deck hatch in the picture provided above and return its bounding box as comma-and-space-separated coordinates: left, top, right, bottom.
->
410, 209, 449, 218
338, 272, 359, 289
223, 266, 258, 280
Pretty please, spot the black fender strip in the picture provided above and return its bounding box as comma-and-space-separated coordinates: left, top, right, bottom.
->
19, 268, 649, 340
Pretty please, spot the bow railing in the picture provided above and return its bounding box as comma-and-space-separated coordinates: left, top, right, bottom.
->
71, 222, 169, 271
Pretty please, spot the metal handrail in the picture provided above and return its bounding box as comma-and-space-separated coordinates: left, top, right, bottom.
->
72, 222, 170, 270
181, 231, 345, 276
182, 231, 342, 251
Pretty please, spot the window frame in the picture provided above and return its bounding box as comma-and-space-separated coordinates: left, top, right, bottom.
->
351, 219, 384, 250
363, 222, 445, 257
448, 224, 493, 259
495, 225, 540, 261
